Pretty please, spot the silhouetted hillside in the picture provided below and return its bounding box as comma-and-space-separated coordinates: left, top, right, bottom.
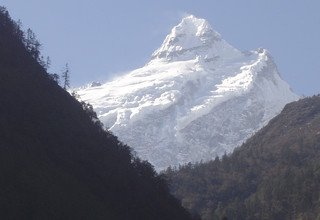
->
0, 7, 195, 220
165, 96, 320, 220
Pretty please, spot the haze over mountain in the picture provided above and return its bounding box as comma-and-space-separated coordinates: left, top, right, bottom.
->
77, 15, 299, 171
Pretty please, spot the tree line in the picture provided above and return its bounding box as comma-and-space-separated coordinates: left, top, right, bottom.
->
165, 95, 320, 220
0, 6, 70, 90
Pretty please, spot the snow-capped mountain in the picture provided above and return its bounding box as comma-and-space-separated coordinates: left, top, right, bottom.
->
77, 15, 299, 171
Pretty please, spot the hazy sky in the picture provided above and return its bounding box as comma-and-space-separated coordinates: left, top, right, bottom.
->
2, 0, 320, 95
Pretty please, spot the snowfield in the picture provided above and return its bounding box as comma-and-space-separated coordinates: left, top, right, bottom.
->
77, 15, 299, 171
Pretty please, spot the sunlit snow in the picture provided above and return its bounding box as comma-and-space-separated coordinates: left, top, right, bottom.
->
77, 15, 299, 171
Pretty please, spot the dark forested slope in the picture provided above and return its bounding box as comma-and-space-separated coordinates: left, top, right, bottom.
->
0, 7, 194, 220
166, 96, 320, 220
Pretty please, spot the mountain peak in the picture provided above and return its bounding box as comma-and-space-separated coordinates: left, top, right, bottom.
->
176, 15, 218, 38
78, 15, 299, 171
151, 15, 240, 62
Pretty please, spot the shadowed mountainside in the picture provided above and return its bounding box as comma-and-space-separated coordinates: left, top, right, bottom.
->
0, 7, 195, 220
166, 96, 320, 220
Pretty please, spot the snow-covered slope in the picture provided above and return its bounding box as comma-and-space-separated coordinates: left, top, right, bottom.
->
77, 15, 299, 171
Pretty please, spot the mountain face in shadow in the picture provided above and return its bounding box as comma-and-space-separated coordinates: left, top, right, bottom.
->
165, 95, 320, 220
0, 7, 195, 220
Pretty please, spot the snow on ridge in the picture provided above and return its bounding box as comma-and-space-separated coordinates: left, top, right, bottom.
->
175, 51, 268, 131
151, 15, 241, 63
77, 15, 299, 170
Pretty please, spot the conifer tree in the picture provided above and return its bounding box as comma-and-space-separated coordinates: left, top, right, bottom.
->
61, 63, 70, 90
25, 28, 41, 60
45, 56, 51, 71
49, 73, 60, 84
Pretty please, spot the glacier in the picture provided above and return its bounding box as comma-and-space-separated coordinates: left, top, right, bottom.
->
77, 15, 299, 171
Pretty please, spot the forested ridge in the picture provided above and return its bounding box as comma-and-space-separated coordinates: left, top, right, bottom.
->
0, 7, 195, 219
165, 96, 320, 220
3, 5, 320, 220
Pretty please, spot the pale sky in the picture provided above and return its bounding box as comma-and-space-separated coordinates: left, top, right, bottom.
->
2, 0, 320, 96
